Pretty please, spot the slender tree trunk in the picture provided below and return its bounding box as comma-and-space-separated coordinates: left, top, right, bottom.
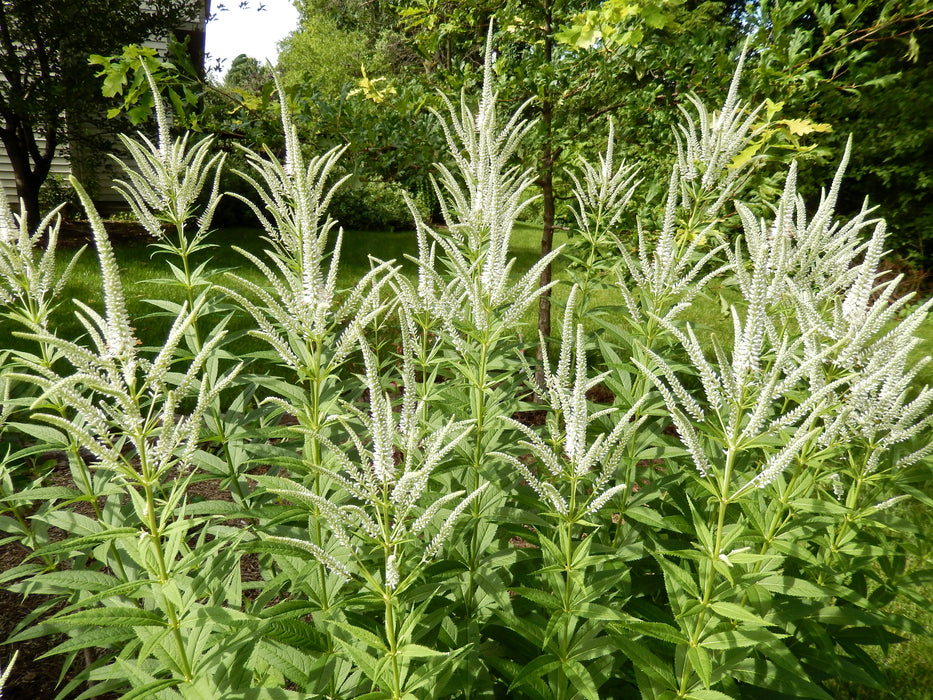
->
535, 0, 555, 391
0, 121, 55, 230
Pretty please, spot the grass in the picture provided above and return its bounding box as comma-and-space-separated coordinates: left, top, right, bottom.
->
43, 221, 933, 373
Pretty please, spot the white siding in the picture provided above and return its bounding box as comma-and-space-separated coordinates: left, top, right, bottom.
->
0, 134, 71, 208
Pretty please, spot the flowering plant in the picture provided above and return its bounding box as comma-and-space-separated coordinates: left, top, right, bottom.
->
0, 31, 930, 700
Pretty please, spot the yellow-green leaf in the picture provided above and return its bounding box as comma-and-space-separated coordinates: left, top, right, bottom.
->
905, 33, 920, 62
777, 118, 833, 136
729, 140, 764, 169
764, 98, 784, 121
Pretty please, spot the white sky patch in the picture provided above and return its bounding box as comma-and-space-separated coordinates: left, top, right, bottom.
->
204, 0, 299, 78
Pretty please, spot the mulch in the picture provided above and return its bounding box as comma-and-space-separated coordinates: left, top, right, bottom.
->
56, 219, 153, 249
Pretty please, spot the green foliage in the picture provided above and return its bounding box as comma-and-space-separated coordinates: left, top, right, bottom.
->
555, 0, 682, 49
292, 77, 446, 223
330, 178, 429, 230
836, 49, 933, 263
37, 174, 84, 220
279, 4, 377, 100
3, 31, 933, 700
90, 39, 214, 132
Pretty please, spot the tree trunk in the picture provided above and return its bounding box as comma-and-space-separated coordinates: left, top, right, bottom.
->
0, 121, 56, 230
12, 164, 46, 231
535, 0, 555, 391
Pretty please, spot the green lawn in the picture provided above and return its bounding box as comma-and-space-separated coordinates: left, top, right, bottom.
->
46, 221, 933, 382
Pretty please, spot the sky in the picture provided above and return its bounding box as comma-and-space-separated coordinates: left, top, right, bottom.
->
203, 0, 300, 78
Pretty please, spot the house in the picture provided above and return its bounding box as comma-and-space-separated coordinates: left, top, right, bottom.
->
0, 1, 210, 212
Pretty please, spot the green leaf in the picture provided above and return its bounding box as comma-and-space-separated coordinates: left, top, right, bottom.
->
57, 580, 152, 614
656, 554, 700, 599
756, 575, 827, 599
55, 607, 166, 628
728, 140, 764, 170
332, 635, 383, 687
509, 654, 563, 692
328, 619, 387, 651
1, 486, 80, 503
30, 528, 138, 559
709, 601, 770, 627
512, 586, 563, 612
619, 27, 644, 46
642, 4, 668, 29
776, 118, 832, 136
396, 643, 446, 658
224, 690, 309, 700
99, 64, 129, 97
701, 627, 786, 650
614, 618, 687, 645
623, 503, 673, 530
905, 33, 920, 62
573, 603, 623, 621
768, 538, 821, 567
732, 657, 834, 699
39, 627, 133, 658
686, 691, 736, 700
687, 645, 712, 688
254, 639, 316, 685
764, 98, 784, 120
263, 618, 330, 653
609, 630, 677, 688
562, 659, 601, 700
8, 421, 67, 446
116, 679, 179, 699
257, 599, 320, 620
24, 569, 121, 594
555, 23, 601, 49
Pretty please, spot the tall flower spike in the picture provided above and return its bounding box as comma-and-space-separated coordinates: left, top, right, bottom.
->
111, 64, 225, 239
410, 25, 563, 340
261, 333, 478, 588
674, 40, 764, 216
0, 650, 18, 694
616, 161, 731, 330
223, 64, 399, 368
426, 21, 547, 307
70, 177, 135, 362
567, 117, 641, 242
495, 292, 645, 516
231, 70, 349, 279
0, 196, 82, 326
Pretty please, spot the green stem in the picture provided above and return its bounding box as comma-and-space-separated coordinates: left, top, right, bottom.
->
678, 441, 737, 697
305, 339, 332, 612
465, 338, 490, 618
613, 319, 659, 546
174, 223, 247, 503
384, 585, 402, 700
557, 482, 580, 700
140, 469, 194, 682
821, 445, 874, 581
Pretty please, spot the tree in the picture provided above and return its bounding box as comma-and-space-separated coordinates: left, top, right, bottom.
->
278, 6, 372, 99
0, 0, 201, 228
224, 54, 267, 93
